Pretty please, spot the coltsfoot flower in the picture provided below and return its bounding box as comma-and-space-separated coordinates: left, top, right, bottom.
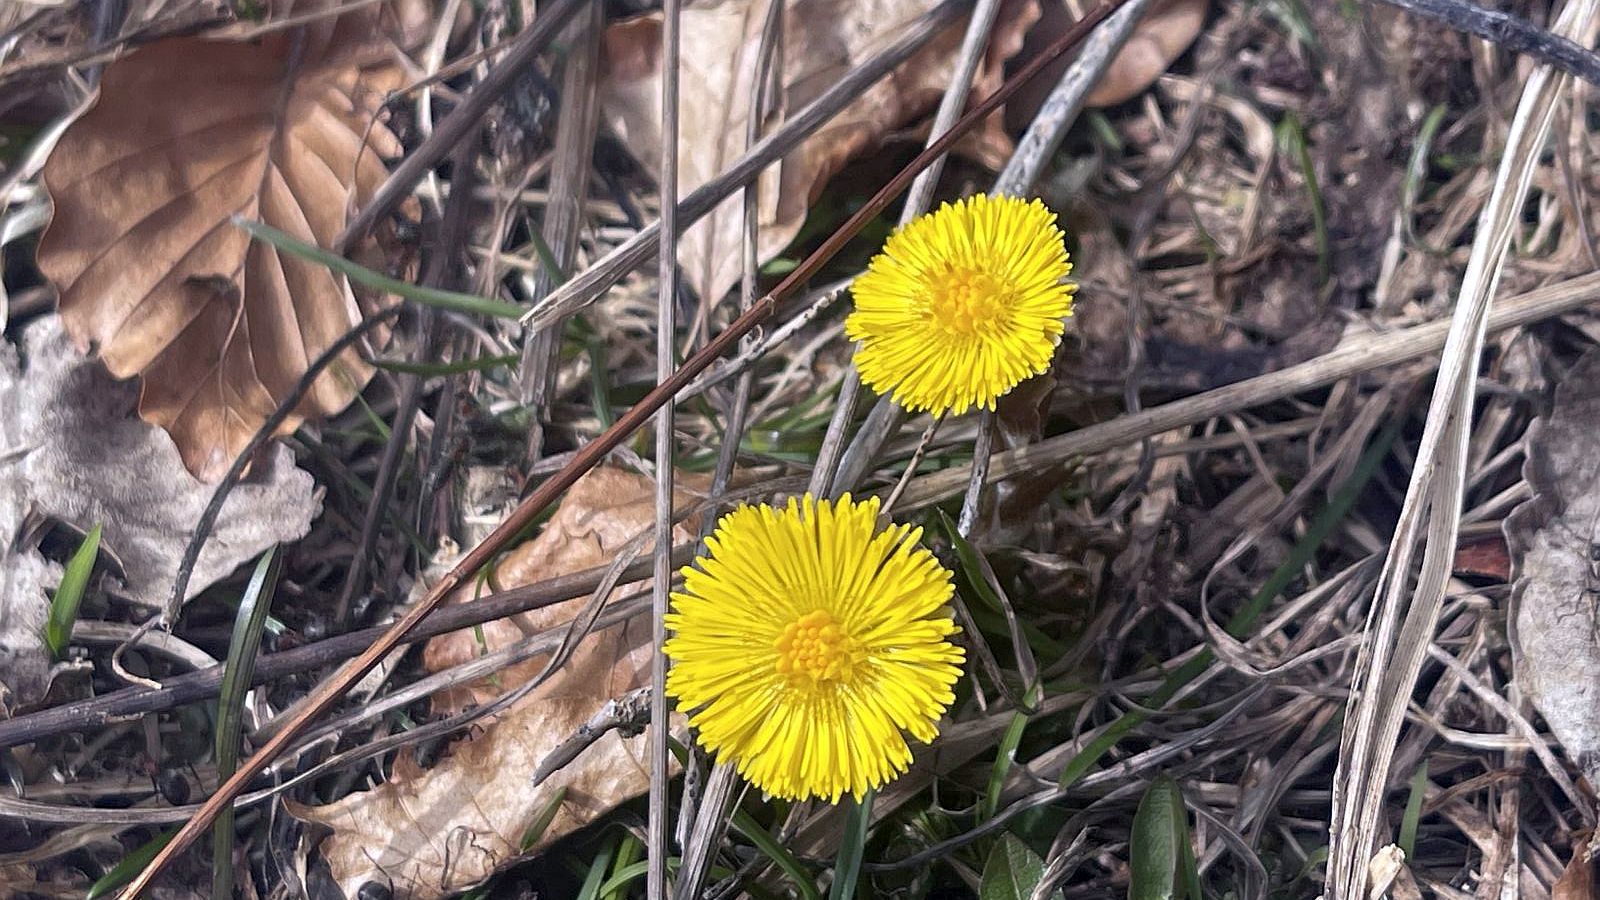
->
664, 494, 965, 802
846, 193, 1076, 414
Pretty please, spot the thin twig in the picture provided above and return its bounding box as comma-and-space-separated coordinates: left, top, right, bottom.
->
0, 549, 693, 750
882, 413, 947, 515
891, 271, 1600, 513
675, 3, 785, 887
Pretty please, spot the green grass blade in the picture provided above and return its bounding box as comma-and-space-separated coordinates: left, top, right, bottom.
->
525, 229, 570, 286
574, 834, 619, 900
603, 834, 642, 900
1399, 760, 1428, 859
234, 217, 526, 319
981, 683, 1039, 822
44, 523, 100, 659
212, 548, 283, 899
828, 788, 874, 900
730, 809, 822, 900
1278, 113, 1329, 285
87, 829, 177, 899
596, 857, 678, 898
519, 786, 569, 851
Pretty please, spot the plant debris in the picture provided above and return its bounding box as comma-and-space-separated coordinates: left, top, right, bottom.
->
0, 317, 318, 710
36, 27, 413, 481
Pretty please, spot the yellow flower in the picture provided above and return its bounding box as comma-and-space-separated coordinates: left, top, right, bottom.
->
664, 494, 965, 802
846, 193, 1076, 414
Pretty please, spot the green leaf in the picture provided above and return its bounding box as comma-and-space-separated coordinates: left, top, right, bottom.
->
44, 523, 100, 659
595, 856, 679, 899
1129, 776, 1196, 900
981, 685, 1039, 821
87, 829, 177, 900
233, 217, 526, 319
212, 548, 282, 899
573, 833, 618, 900
980, 834, 1061, 900
828, 788, 875, 900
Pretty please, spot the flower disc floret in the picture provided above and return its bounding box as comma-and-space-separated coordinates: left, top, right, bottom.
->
846, 193, 1076, 414
664, 494, 965, 802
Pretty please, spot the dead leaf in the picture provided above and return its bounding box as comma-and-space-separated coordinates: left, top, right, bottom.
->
1507, 348, 1600, 788
598, 0, 1040, 307
0, 317, 319, 711
1007, 0, 1208, 126
37, 29, 411, 482
295, 467, 702, 899
1556, 831, 1599, 900
1453, 534, 1511, 581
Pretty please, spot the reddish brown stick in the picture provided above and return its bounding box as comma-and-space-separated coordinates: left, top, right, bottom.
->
121, 1, 1133, 893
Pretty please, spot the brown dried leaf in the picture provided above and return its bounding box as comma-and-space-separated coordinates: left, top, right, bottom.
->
1507, 348, 1600, 787
37, 32, 411, 482
1086, 0, 1207, 106
294, 467, 701, 899
1556, 831, 1599, 900
1007, 0, 1208, 126
598, 0, 1040, 306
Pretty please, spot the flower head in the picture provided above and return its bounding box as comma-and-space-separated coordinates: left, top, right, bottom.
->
664, 494, 964, 802
846, 193, 1076, 414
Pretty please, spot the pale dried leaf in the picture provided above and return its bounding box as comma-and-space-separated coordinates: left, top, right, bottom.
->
598, 0, 1040, 307
1007, 0, 1207, 123
1085, 0, 1205, 106
1507, 348, 1600, 786
295, 467, 701, 899
37, 32, 411, 482
0, 317, 319, 710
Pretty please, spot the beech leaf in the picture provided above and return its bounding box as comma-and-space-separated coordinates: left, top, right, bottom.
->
37, 31, 411, 482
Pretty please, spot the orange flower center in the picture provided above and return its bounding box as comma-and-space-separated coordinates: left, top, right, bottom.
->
774, 609, 862, 688
925, 266, 1013, 338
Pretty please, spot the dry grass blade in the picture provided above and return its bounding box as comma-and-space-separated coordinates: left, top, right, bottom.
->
648, 0, 683, 893
1325, 4, 1600, 897
37, 34, 410, 482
